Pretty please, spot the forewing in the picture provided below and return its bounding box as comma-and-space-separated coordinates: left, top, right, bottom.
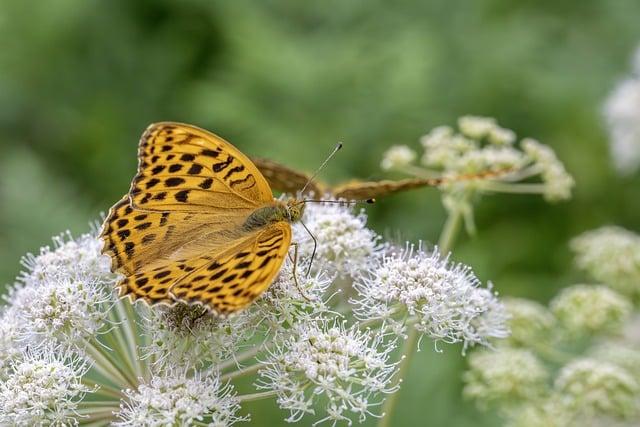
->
130, 122, 273, 212
251, 157, 324, 196
169, 222, 292, 315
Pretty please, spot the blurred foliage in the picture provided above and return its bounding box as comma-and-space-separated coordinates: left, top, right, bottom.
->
1, 1, 640, 425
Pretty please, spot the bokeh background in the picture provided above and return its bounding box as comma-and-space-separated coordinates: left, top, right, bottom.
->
1, 1, 640, 425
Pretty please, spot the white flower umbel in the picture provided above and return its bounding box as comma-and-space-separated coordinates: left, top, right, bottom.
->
554, 358, 639, 420
520, 138, 574, 202
115, 370, 245, 427
19, 230, 115, 286
295, 202, 382, 277
0, 348, 92, 427
397, 117, 575, 204
570, 226, 640, 298
550, 285, 632, 336
258, 319, 398, 426
603, 45, 640, 174
352, 245, 509, 351
380, 145, 417, 171
503, 297, 556, 347
463, 348, 549, 407
8, 273, 113, 351
142, 302, 256, 370
254, 257, 334, 331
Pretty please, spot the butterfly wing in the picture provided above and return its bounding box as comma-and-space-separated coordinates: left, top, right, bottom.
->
333, 178, 437, 200
169, 221, 292, 314
251, 157, 324, 196
101, 122, 280, 307
101, 196, 247, 276
131, 122, 273, 212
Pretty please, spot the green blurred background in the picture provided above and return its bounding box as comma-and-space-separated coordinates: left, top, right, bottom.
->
1, 1, 640, 425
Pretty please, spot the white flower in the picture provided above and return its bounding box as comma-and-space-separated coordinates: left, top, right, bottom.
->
550, 285, 632, 336
488, 126, 517, 145
9, 273, 113, 351
504, 401, 573, 427
503, 297, 556, 347
463, 348, 549, 407
18, 231, 115, 286
352, 244, 509, 351
115, 370, 245, 427
570, 226, 640, 297
590, 342, 640, 378
603, 46, 640, 174
380, 145, 416, 170
521, 138, 574, 202
142, 303, 256, 369
458, 116, 497, 140
295, 202, 382, 277
0, 348, 92, 427
257, 319, 398, 425
554, 358, 639, 420
254, 257, 334, 331
0, 308, 23, 371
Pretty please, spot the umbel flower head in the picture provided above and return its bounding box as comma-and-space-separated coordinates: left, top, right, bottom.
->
550, 284, 632, 336
463, 347, 549, 407
570, 226, 640, 298
380, 116, 574, 203
554, 358, 640, 420
115, 370, 246, 426
0, 347, 92, 427
257, 319, 399, 425
352, 244, 509, 351
502, 297, 556, 347
294, 202, 382, 278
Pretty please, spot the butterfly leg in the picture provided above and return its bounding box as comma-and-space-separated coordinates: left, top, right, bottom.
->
299, 220, 317, 276
289, 242, 312, 302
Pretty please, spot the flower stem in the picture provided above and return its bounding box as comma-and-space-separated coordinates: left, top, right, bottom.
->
438, 207, 464, 254
221, 363, 264, 381
378, 207, 464, 427
237, 390, 278, 403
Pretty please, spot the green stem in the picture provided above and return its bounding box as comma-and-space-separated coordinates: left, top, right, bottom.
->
221, 363, 264, 381
237, 390, 278, 403
437, 207, 464, 254
219, 344, 265, 371
479, 181, 546, 194
377, 328, 419, 427
378, 207, 464, 427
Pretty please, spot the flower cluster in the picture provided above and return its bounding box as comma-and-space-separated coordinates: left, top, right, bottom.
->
603, 44, 640, 174
0, 200, 508, 426
115, 371, 246, 427
258, 320, 398, 424
380, 116, 574, 204
463, 225, 640, 427
351, 245, 508, 352
570, 226, 640, 298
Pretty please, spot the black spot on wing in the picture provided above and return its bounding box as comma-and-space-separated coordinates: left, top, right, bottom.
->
175, 190, 190, 202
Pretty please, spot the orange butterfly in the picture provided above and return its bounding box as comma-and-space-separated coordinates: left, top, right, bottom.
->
101, 123, 307, 315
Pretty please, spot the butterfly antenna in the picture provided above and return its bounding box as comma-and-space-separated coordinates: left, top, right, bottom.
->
302, 198, 376, 205
299, 142, 343, 195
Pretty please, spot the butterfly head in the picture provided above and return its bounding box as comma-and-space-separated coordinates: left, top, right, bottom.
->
284, 199, 305, 223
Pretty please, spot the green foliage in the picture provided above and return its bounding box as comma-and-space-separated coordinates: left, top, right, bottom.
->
1, 1, 640, 425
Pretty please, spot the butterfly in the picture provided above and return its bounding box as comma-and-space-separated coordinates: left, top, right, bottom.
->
253, 157, 459, 200
100, 122, 307, 315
